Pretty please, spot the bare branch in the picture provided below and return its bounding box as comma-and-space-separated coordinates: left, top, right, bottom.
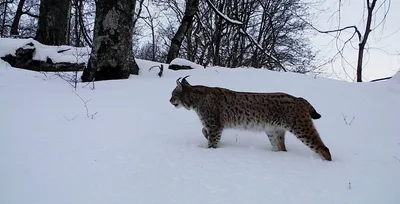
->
204, 0, 242, 25
133, 0, 145, 28
21, 11, 39, 18
0, 0, 13, 7
204, 0, 287, 72
295, 11, 362, 43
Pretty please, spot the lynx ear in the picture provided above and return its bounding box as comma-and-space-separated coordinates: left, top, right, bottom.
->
181, 75, 191, 86
176, 77, 182, 89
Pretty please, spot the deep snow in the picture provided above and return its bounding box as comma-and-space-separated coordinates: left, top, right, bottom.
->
1, 38, 400, 204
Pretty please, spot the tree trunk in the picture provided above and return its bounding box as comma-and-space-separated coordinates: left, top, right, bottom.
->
356, 0, 376, 82
212, 1, 224, 66
73, 0, 81, 47
35, 0, 71, 45
151, 20, 155, 61
166, 0, 199, 63
1, 2, 7, 37
77, 0, 91, 47
10, 0, 26, 36
356, 44, 365, 82
81, 0, 139, 82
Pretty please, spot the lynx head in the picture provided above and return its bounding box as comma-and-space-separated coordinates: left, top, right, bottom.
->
169, 75, 191, 109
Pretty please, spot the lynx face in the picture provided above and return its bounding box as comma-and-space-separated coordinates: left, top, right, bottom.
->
169, 75, 332, 161
169, 87, 183, 108
169, 76, 190, 110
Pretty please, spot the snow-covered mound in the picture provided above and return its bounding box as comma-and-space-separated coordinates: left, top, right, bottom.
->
0, 38, 91, 66
169, 57, 205, 69
1, 38, 400, 204
391, 70, 400, 84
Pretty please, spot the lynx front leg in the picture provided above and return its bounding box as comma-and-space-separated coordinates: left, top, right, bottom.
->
200, 113, 223, 148
202, 127, 208, 140
266, 127, 287, 152
203, 126, 223, 148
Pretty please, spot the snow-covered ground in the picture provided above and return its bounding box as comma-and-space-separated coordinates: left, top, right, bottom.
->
1, 38, 400, 204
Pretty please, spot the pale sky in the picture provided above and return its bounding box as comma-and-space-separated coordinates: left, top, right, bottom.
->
307, 0, 400, 82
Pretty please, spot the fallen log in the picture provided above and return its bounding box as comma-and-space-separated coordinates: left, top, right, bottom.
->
168, 64, 194, 71
0, 43, 85, 72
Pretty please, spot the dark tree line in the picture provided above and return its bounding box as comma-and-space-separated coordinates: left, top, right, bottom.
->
0, 0, 317, 80
155, 0, 316, 73
0, 0, 93, 45
1, 0, 391, 82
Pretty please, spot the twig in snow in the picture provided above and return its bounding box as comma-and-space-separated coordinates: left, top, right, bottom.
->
74, 91, 91, 118
149, 64, 164, 77
91, 112, 98, 119
393, 156, 400, 163
81, 78, 95, 90
56, 72, 78, 90
342, 114, 355, 126
38, 71, 49, 80
91, 78, 95, 90
64, 113, 79, 121
73, 91, 97, 119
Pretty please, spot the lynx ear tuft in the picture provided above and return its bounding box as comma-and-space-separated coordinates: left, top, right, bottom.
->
176, 77, 183, 89
181, 75, 191, 86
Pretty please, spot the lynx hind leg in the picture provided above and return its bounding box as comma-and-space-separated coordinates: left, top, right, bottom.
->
266, 127, 287, 152
290, 120, 332, 161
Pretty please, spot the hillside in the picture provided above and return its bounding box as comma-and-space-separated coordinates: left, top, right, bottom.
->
1, 38, 399, 204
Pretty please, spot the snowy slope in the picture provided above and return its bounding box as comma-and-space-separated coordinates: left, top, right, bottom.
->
1, 38, 400, 204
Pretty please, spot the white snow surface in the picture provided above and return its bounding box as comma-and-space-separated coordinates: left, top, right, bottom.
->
1, 38, 400, 204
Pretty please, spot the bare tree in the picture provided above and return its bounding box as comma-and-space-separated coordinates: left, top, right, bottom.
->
1, 0, 13, 37
81, 0, 139, 82
76, 0, 94, 47
141, 2, 160, 61
10, 0, 26, 36
0, 0, 13, 7
71, 0, 81, 46
305, 0, 391, 82
166, 0, 199, 63
356, 0, 378, 82
8, 0, 40, 38
174, 0, 313, 72
35, 0, 71, 45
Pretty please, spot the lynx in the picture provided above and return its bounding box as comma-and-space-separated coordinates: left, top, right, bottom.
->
169, 75, 332, 161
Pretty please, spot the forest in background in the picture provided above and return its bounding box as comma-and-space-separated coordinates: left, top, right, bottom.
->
0, 0, 394, 82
